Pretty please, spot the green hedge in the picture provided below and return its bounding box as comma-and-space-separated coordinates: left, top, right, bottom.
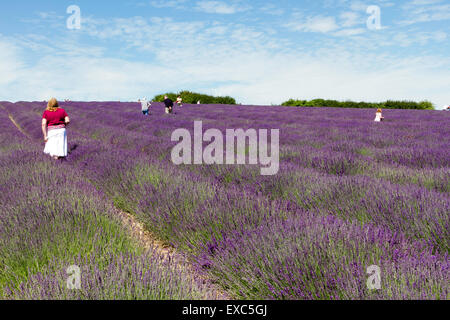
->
281, 99, 435, 110
152, 91, 236, 105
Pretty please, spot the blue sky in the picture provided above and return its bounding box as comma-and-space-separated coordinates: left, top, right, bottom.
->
0, 0, 449, 109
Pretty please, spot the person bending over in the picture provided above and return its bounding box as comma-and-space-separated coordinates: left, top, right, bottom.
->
139, 97, 150, 115
164, 95, 174, 114
374, 108, 385, 122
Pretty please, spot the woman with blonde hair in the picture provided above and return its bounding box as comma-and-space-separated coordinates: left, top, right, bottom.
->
374, 108, 384, 122
42, 98, 70, 159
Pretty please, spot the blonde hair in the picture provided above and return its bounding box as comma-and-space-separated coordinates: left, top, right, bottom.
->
377, 108, 382, 113
46, 98, 59, 112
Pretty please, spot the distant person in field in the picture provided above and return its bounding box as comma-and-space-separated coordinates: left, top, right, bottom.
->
139, 97, 150, 115
42, 98, 70, 160
197, 100, 201, 105
374, 108, 384, 122
164, 95, 173, 114
176, 96, 183, 107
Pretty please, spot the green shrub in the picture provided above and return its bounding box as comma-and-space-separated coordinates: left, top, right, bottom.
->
281, 98, 435, 110
152, 91, 236, 105
418, 101, 435, 110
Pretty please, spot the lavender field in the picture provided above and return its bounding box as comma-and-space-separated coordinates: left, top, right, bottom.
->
0, 101, 448, 300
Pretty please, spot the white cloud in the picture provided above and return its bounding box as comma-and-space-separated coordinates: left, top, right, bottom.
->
210, 56, 450, 110
333, 28, 366, 36
339, 11, 362, 27
260, 4, 285, 16
0, 37, 23, 86
400, 0, 450, 25
195, 1, 249, 14
392, 31, 447, 46
150, 0, 189, 9
350, 1, 369, 12
409, 0, 443, 5
286, 16, 340, 33
37, 11, 64, 20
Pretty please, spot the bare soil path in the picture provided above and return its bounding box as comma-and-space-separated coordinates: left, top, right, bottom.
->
115, 208, 231, 300
8, 115, 31, 140
0, 104, 33, 140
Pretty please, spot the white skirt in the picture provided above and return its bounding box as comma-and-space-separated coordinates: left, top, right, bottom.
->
374, 113, 382, 122
44, 128, 67, 157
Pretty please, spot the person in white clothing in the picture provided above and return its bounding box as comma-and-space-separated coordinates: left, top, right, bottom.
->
139, 98, 150, 115
374, 108, 384, 122
176, 96, 183, 107
42, 98, 70, 160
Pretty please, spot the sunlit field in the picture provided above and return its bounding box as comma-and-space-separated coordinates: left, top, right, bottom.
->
0, 101, 448, 300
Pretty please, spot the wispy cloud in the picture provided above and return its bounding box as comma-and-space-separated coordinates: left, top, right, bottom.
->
285, 15, 340, 33
0, 37, 23, 86
339, 11, 362, 27
150, 0, 189, 9
195, 1, 249, 14
333, 27, 366, 36
260, 4, 285, 16
399, 0, 450, 25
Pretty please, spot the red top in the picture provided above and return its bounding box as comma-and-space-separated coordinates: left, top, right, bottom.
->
43, 108, 68, 128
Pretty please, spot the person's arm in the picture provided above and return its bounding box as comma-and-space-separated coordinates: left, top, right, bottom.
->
42, 119, 48, 142
65, 116, 70, 125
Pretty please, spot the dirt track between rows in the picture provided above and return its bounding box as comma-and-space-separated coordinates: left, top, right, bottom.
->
0, 104, 32, 140
115, 208, 231, 300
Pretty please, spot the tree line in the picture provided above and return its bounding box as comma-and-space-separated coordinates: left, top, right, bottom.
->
152, 91, 435, 110
281, 99, 434, 110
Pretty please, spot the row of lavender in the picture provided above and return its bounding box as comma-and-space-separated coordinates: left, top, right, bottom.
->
56, 102, 449, 252
60, 102, 450, 191
1, 101, 449, 299
0, 102, 217, 300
